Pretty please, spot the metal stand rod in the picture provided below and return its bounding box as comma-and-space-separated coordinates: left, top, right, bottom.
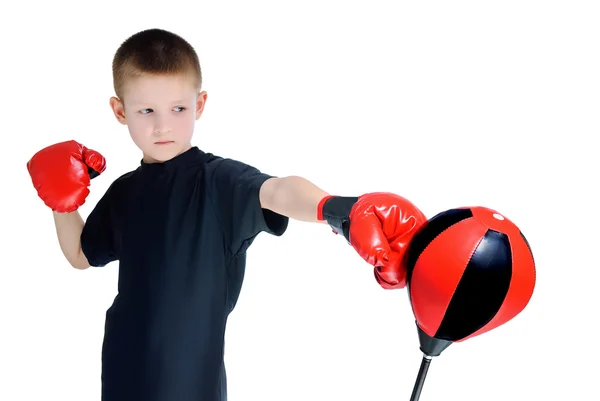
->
409, 355, 432, 401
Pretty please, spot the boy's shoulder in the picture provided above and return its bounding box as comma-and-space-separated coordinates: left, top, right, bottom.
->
109, 168, 139, 188
99, 150, 261, 194
203, 153, 263, 175
95, 169, 139, 203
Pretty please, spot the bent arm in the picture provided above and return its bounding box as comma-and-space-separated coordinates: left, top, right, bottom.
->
53, 211, 90, 270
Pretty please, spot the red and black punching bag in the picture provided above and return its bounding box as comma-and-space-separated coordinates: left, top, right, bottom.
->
404, 206, 536, 401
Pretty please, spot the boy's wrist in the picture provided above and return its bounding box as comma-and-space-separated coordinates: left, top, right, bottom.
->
317, 195, 359, 240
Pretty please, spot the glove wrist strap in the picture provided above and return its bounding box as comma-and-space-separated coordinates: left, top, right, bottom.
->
318, 196, 359, 241
88, 166, 100, 179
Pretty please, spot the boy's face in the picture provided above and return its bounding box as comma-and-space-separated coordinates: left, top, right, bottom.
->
110, 73, 207, 163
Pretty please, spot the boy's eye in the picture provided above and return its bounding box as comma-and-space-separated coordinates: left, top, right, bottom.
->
138, 107, 185, 114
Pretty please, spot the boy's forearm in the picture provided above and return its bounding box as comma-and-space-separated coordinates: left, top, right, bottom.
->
52, 211, 90, 270
264, 176, 330, 223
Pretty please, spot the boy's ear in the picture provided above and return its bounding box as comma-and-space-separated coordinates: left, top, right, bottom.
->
110, 96, 127, 125
195, 91, 208, 120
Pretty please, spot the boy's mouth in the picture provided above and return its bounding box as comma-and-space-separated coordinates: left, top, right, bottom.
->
155, 141, 174, 145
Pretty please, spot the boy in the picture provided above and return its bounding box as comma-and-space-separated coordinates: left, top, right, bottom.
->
27, 28, 427, 401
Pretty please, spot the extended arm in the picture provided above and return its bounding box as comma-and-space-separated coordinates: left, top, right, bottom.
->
259, 175, 428, 289
259, 176, 330, 224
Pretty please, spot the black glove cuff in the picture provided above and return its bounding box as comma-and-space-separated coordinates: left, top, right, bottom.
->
88, 166, 100, 179
321, 196, 359, 241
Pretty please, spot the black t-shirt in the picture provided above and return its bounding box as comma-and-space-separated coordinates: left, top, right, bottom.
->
80, 147, 289, 401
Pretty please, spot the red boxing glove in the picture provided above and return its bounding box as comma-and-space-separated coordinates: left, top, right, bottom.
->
27, 140, 107, 213
317, 193, 427, 289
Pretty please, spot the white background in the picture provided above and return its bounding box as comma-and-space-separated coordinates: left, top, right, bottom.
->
1, 1, 598, 400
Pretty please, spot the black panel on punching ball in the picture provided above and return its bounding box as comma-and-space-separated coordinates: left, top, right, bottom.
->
435, 229, 513, 341
405, 208, 474, 285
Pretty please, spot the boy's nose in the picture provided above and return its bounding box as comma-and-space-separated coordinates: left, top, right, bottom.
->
153, 119, 172, 135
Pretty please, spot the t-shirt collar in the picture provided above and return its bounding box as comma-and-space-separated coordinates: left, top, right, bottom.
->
139, 146, 205, 173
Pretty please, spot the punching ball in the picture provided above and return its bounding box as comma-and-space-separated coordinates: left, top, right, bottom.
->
403, 206, 536, 401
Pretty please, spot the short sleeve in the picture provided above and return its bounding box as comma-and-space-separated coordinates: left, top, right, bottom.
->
81, 184, 118, 267
206, 158, 289, 255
